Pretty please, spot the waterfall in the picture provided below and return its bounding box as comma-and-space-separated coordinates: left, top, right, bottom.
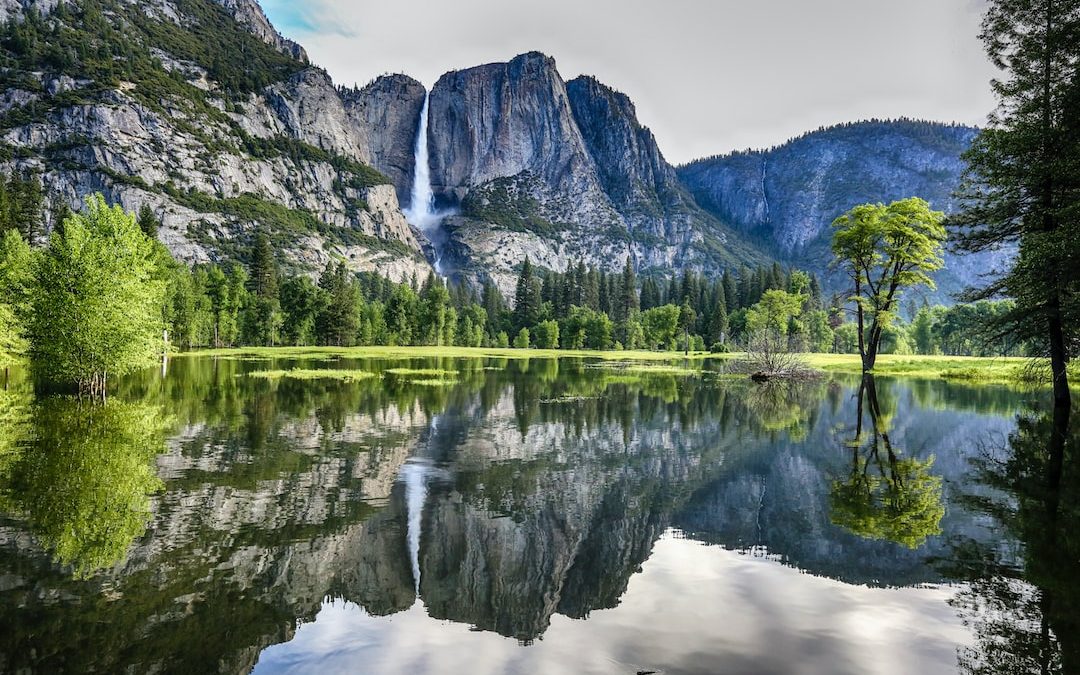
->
403, 92, 447, 276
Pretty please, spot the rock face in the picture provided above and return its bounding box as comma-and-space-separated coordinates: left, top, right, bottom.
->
677, 120, 1010, 301
213, 0, 309, 62
426, 52, 766, 294
0, 0, 433, 283
342, 74, 427, 206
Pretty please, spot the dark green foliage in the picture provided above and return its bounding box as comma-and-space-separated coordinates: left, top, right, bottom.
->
0, 0, 305, 99
461, 176, 567, 235
0, 170, 44, 241
513, 258, 543, 333
952, 0, 1080, 405
137, 204, 159, 239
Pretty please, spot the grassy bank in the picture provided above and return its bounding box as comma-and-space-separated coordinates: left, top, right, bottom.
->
801, 353, 1075, 385
179, 345, 717, 362
177, 346, 1072, 386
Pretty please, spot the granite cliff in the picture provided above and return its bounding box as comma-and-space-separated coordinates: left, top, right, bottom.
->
0, 0, 433, 282
426, 52, 766, 293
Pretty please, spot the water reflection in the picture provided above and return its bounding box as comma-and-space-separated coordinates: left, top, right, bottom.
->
947, 399, 1079, 674
829, 376, 945, 549
0, 357, 1069, 674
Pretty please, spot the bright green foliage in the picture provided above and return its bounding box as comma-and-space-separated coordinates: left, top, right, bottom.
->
29, 195, 166, 393
640, 305, 681, 351
0, 229, 35, 366
513, 327, 531, 349
831, 454, 945, 549
206, 264, 248, 347
834, 323, 859, 354
560, 306, 613, 350
912, 307, 937, 355
745, 289, 805, 336
0, 398, 167, 578
419, 273, 451, 346
533, 320, 560, 349
829, 377, 944, 549
805, 310, 834, 353
831, 197, 946, 371
279, 276, 321, 346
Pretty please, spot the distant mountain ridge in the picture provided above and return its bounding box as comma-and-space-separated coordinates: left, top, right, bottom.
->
678, 119, 1008, 302
0, 0, 998, 302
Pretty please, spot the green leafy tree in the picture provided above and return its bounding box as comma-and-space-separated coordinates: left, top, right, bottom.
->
419, 273, 451, 345
912, 306, 937, 355
640, 304, 681, 350
513, 327, 531, 349
829, 377, 945, 549
745, 289, 805, 337
533, 319, 560, 349
279, 275, 322, 346
805, 309, 834, 353
831, 197, 946, 372
29, 195, 166, 395
0, 230, 35, 367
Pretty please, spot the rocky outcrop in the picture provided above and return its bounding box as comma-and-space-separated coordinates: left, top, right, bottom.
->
677, 120, 1010, 301
426, 52, 766, 293
342, 74, 427, 205
213, 0, 309, 62
566, 75, 712, 242
0, 0, 433, 283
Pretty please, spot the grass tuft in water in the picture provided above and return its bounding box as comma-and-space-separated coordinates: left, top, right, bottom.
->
246, 369, 377, 382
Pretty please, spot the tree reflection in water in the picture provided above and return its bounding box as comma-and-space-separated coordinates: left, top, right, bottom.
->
0, 396, 167, 578
829, 376, 945, 549
947, 396, 1079, 674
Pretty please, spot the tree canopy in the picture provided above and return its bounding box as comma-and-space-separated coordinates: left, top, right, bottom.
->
28, 195, 166, 395
832, 197, 946, 371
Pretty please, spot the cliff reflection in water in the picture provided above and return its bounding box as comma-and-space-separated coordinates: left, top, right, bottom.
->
0, 355, 1063, 674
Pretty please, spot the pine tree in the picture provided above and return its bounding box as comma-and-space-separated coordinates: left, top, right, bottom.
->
248, 230, 278, 299
513, 257, 542, 332
953, 0, 1080, 407
615, 258, 638, 323
723, 270, 738, 312
640, 277, 661, 310
136, 203, 160, 239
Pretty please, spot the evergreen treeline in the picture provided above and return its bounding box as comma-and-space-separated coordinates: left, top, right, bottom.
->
0, 192, 1027, 394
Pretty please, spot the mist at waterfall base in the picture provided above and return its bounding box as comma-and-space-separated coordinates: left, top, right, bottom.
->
403, 93, 453, 278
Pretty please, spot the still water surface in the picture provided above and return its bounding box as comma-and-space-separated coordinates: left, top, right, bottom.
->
0, 355, 1074, 674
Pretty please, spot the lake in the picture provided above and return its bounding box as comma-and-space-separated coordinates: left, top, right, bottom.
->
0, 354, 1075, 674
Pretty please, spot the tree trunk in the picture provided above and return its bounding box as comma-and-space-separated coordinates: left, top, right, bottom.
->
1047, 291, 1072, 414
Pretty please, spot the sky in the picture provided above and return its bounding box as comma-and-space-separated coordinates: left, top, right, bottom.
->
260, 0, 997, 165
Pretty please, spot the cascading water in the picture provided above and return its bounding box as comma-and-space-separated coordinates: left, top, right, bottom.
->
403, 92, 448, 276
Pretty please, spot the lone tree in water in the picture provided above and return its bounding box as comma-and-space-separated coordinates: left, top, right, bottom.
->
831, 197, 946, 372
29, 194, 165, 396
952, 0, 1080, 410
